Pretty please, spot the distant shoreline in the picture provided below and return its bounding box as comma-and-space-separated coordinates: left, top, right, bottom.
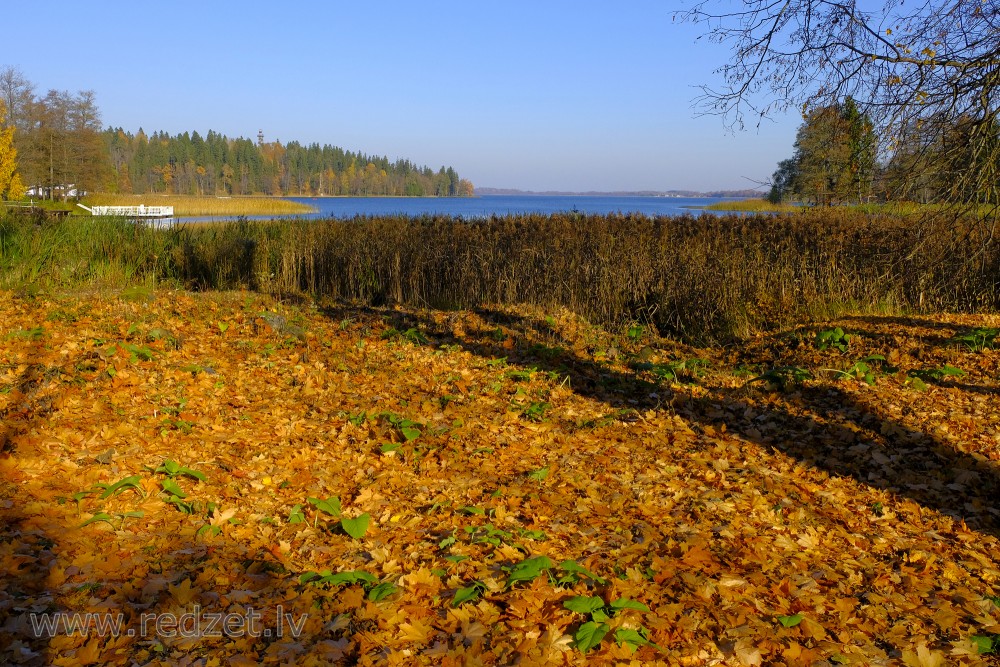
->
474, 187, 762, 198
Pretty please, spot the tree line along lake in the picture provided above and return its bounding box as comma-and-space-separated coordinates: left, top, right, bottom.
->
178, 195, 745, 222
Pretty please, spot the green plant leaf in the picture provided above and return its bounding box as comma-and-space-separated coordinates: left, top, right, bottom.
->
573, 620, 610, 652
80, 512, 114, 528
156, 459, 206, 481
614, 627, 651, 651
452, 584, 484, 607
287, 504, 306, 524
367, 582, 400, 601
96, 475, 143, 499
506, 555, 554, 587
197, 524, 222, 537
400, 426, 421, 441
527, 466, 549, 481
299, 570, 329, 584
563, 596, 606, 615
556, 559, 607, 585
161, 478, 187, 498
380, 442, 402, 455
610, 598, 650, 613
778, 613, 803, 627
970, 635, 998, 654
323, 570, 377, 587
341, 513, 370, 539
307, 496, 342, 518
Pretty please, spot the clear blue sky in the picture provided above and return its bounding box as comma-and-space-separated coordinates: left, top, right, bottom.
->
4, 1, 800, 192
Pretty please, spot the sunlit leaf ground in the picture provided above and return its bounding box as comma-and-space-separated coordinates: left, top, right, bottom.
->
1, 289, 999, 665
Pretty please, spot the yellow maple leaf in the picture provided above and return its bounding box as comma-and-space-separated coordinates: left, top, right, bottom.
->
168, 577, 199, 605
397, 618, 434, 644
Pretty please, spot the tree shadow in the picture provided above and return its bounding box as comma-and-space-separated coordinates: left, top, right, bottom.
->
327, 303, 1000, 540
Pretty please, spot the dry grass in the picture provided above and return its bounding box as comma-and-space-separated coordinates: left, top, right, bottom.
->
4, 209, 998, 343
703, 198, 801, 213
81, 194, 315, 216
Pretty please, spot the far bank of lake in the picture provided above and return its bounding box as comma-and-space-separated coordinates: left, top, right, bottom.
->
175, 195, 749, 222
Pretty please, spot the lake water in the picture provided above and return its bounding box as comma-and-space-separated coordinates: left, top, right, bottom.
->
176, 195, 745, 223
282, 195, 738, 219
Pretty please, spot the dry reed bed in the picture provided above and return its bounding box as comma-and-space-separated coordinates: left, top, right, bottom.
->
81, 194, 315, 217
3, 210, 998, 342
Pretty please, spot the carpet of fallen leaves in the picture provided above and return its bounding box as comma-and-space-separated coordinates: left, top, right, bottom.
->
1, 288, 1000, 666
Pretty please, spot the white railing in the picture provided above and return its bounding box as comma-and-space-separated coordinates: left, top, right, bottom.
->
89, 205, 174, 217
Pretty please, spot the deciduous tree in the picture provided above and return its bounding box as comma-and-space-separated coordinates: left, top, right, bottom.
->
0, 99, 25, 201
682, 0, 1000, 209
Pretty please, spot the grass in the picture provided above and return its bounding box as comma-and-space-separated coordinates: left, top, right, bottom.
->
702, 198, 801, 213
81, 194, 316, 216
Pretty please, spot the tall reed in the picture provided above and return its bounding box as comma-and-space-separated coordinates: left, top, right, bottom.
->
3, 209, 997, 342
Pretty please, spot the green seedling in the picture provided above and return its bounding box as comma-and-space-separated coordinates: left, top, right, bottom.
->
467, 523, 516, 548
80, 512, 115, 528
815, 327, 851, 353
833, 354, 890, 385
380, 442, 403, 456
7, 327, 45, 340
505, 555, 554, 587
520, 401, 550, 422
307, 496, 342, 527
381, 327, 429, 345
971, 634, 999, 655
778, 613, 804, 628
563, 595, 652, 653
554, 559, 607, 586
299, 569, 398, 601
300, 569, 377, 587
94, 475, 143, 500
527, 466, 550, 481
749, 366, 812, 391
160, 478, 187, 498
367, 581, 401, 601
154, 459, 206, 482
341, 513, 371, 539
452, 580, 488, 607
948, 327, 999, 352
197, 524, 222, 538
625, 323, 645, 342
908, 364, 965, 385
380, 412, 423, 441
122, 343, 155, 362
632, 358, 709, 384
287, 504, 306, 524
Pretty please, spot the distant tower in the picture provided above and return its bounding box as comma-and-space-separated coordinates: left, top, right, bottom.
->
257, 129, 264, 146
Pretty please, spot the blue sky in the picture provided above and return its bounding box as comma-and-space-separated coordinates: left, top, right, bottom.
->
5, 1, 799, 192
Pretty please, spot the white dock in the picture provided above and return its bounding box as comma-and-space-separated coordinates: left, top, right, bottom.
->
76, 204, 175, 227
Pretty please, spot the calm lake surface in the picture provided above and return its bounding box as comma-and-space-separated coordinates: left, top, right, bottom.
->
177, 195, 745, 222
283, 195, 738, 219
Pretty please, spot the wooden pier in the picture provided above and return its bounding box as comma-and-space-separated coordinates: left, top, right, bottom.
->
76, 204, 175, 227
